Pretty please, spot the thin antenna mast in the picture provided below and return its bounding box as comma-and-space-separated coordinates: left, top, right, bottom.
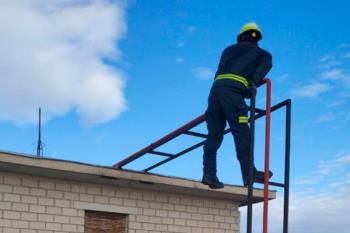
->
36, 108, 43, 157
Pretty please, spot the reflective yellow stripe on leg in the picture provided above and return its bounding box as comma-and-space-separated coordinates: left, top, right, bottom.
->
239, 116, 248, 123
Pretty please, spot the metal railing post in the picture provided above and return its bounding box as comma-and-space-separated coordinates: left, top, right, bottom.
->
263, 79, 272, 233
247, 88, 256, 233
283, 99, 292, 233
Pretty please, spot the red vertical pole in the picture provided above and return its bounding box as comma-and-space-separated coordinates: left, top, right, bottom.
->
263, 78, 272, 233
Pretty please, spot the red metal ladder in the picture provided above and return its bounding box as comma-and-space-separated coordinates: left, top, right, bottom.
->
113, 78, 291, 233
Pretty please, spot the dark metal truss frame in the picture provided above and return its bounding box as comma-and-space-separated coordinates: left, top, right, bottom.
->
112, 79, 291, 233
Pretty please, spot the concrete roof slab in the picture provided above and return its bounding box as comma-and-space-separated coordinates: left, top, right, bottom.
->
0, 151, 275, 206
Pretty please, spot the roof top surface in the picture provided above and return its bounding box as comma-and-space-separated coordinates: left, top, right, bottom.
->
0, 150, 275, 205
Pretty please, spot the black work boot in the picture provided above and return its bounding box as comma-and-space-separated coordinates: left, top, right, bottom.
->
243, 168, 273, 186
202, 173, 224, 189
202, 151, 224, 189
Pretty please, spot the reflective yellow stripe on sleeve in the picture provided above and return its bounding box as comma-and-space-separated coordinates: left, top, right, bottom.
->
239, 116, 248, 123
215, 74, 249, 87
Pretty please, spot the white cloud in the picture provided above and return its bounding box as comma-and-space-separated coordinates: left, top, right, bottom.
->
277, 73, 289, 81
192, 67, 214, 80
319, 60, 342, 69
317, 154, 350, 175
241, 154, 350, 233
322, 68, 345, 80
294, 154, 350, 185
175, 57, 185, 63
326, 100, 345, 108
177, 42, 185, 48
291, 82, 330, 98
337, 43, 349, 49
95, 131, 108, 143
345, 115, 350, 122
319, 53, 335, 62
321, 68, 350, 89
271, 187, 350, 233
0, 0, 127, 126
317, 113, 336, 123
186, 25, 196, 33
316, 111, 349, 123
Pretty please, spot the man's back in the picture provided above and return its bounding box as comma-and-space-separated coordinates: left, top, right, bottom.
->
214, 42, 272, 91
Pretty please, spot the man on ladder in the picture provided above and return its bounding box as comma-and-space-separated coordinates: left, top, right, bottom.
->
202, 22, 273, 189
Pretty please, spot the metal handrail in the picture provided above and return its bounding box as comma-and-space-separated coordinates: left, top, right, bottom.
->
112, 114, 205, 168
264, 78, 272, 233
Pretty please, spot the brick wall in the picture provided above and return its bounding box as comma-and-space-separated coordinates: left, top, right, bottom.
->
85, 210, 126, 233
0, 172, 240, 233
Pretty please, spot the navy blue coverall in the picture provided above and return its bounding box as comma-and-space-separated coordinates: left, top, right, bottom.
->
203, 41, 272, 182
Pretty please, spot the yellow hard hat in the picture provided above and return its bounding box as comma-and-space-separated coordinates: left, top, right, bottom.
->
239, 22, 262, 36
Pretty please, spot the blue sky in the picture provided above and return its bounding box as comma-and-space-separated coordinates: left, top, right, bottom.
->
1, 1, 350, 232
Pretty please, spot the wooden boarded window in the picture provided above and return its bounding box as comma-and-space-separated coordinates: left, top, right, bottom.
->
85, 210, 127, 233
